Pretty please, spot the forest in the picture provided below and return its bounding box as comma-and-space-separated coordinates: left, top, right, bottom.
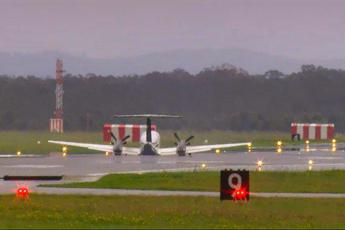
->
0, 64, 344, 132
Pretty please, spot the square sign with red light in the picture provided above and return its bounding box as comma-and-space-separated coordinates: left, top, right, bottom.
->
220, 169, 249, 201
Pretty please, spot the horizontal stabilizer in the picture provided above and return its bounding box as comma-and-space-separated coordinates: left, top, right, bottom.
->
113, 114, 182, 118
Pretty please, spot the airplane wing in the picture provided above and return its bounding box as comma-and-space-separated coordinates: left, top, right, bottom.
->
158, 147, 179, 156
158, 142, 251, 156
187, 142, 251, 153
48, 140, 140, 155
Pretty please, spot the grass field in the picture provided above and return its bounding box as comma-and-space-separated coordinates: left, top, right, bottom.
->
1, 194, 345, 228
47, 170, 345, 193
0, 130, 341, 154
0, 131, 103, 154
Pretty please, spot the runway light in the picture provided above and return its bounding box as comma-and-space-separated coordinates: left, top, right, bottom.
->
201, 163, 207, 169
277, 140, 282, 147
257, 160, 263, 167
16, 151, 21, 156
332, 139, 337, 144
37, 140, 41, 144
105, 152, 110, 156
276, 147, 282, 154
62, 146, 68, 152
305, 140, 310, 145
215, 149, 221, 154
204, 139, 208, 144
62, 152, 67, 157
332, 146, 337, 152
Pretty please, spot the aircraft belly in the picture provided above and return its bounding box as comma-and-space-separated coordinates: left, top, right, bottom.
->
140, 144, 159, 155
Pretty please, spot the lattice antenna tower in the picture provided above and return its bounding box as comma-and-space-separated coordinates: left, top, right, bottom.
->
54, 59, 64, 119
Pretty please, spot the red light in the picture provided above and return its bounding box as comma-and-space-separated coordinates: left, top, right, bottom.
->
15, 186, 30, 199
232, 188, 248, 200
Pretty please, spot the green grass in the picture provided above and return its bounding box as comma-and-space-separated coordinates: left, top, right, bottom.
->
0, 130, 342, 155
0, 131, 103, 154
1, 194, 345, 228
48, 170, 345, 193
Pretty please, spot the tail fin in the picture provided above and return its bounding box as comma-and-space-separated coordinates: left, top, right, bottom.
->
146, 117, 152, 143
113, 114, 182, 143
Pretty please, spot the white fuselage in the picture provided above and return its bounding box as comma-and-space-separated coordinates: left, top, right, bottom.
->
140, 130, 160, 148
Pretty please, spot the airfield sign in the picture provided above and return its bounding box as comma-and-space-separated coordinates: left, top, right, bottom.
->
220, 169, 249, 201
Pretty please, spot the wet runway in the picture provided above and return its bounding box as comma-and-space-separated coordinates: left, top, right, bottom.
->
1, 149, 345, 177
1, 149, 345, 194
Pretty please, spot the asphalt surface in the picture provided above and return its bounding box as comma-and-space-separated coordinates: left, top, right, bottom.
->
1, 147, 345, 196
1, 149, 345, 177
34, 188, 345, 198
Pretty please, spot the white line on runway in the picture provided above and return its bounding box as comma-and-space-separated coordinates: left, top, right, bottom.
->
0, 155, 41, 158
87, 173, 108, 177
298, 156, 344, 160
174, 160, 225, 164
30, 187, 345, 198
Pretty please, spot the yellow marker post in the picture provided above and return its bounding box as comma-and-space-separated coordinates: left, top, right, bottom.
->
257, 160, 263, 172
276, 141, 283, 154
305, 140, 310, 152
331, 139, 337, 152
308, 159, 313, 171
62, 146, 68, 157
332, 146, 337, 152
247, 143, 252, 153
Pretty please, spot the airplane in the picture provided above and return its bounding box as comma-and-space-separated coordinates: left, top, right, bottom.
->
48, 114, 251, 156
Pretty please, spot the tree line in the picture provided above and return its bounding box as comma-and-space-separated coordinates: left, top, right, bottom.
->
0, 64, 345, 132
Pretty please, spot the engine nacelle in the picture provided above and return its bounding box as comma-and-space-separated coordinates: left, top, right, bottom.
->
113, 147, 122, 156
176, 145, 190, 156
177, 150, 186, 156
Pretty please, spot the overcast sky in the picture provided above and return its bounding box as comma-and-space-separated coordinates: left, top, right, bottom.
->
0, 0, 344, 59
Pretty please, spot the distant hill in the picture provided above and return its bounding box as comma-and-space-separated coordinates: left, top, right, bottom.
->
0, 49, 345, 77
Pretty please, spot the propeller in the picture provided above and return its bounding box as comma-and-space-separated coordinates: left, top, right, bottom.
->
174, 132, 194, 156
110, 131, 130, 155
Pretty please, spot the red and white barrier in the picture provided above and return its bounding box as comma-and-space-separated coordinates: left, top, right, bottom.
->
50, 118, 64, 133
103, 124, 157, 143
291, 123, 334, 140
